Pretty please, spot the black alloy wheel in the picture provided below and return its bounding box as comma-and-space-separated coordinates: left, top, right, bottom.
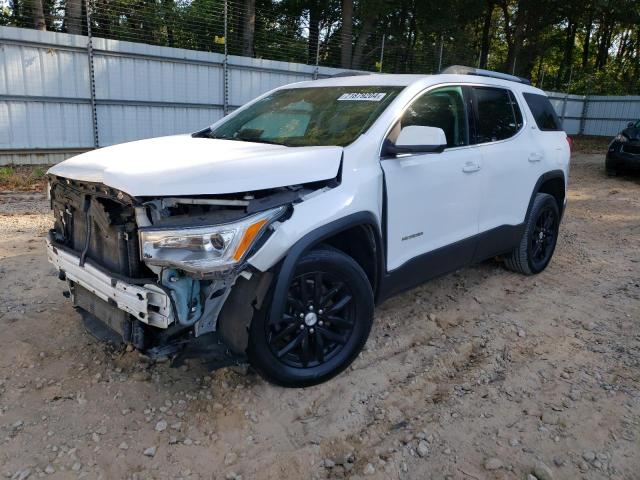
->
268, 271, 355, 368
247, 247, 374, 387
504, 193, 560, 275
529, 205, 558, 271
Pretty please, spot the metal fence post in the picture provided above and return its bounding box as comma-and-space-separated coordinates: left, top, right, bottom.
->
378, 34, 385, 73
437, 34, 443, 71
579, 94, 590, 135
85, 0, 99, 148
223, 0, 229, 115
313, 36, 320, 80
559, 93, 568, 128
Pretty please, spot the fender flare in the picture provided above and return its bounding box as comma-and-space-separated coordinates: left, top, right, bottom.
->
268, 211, 383, 326
525, 170, 566, 222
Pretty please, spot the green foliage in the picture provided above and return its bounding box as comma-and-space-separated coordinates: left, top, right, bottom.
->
0, 165, 50, 191
3, 0, 639, 94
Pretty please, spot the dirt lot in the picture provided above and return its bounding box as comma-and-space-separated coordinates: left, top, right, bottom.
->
0, 153, 638, 480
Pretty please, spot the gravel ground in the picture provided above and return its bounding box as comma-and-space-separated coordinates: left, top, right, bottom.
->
0, 153, 639, 480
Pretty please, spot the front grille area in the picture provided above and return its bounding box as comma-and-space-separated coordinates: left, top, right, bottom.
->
49, 177, 144, 278
622, 142, 640, 155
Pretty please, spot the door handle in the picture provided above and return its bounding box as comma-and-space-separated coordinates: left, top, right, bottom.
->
528, 152, 543, 162
462, 161, 481, 173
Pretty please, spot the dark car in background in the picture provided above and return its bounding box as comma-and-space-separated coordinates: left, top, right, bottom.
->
606, 120, 640, 175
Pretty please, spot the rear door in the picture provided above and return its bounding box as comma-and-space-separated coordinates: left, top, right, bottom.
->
469, 86, 537, 234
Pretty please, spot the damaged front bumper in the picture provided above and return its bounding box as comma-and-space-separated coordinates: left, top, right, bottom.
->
46, 238, 175, 329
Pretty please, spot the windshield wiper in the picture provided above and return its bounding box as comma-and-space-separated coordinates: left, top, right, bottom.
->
192, 128, 287, 146
233, 137, 286, 146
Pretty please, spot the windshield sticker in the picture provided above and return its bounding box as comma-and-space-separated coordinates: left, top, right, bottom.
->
337, 92, 387, 101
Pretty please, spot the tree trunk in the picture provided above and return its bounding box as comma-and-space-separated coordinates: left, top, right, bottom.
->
634, 26, 640, 78
559, 20, 577, 85
32, 0, 46, 30
582, 6, 593, 69
351, 11, 376, 69
64, 0, 82, 34
499, 1, 514, 70
506, 2, 525, 75
242, 0, 256, 57
479, 0, 494, 68
596, 19, 612, 71
340, 0, 353, 68
616, 30, 628, 63
308, 2, 321, 64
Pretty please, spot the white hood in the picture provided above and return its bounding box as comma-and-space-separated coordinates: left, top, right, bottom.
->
48, 135, 343, 196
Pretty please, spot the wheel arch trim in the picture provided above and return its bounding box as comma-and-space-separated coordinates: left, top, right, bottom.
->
268, 212, 383, 329
526, 170, 566, 221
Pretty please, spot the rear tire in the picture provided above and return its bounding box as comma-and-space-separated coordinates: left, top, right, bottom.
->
504, 193, 560, 275
247, 248, 374, 387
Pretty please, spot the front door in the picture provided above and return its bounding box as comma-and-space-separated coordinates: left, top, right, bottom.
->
381, 85, 482, 272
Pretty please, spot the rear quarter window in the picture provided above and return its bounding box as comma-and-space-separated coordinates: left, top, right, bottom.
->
523, 93, 562, 131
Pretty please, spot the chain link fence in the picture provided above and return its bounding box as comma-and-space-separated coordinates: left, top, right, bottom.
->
1, 0, 639, 165
5, 0, 637, 88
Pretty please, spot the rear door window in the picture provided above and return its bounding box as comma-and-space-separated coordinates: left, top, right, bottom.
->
472, 87, 523, 143
523, 93, 562, 131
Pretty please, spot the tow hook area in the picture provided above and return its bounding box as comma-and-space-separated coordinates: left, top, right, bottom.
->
161, 269, 202, 326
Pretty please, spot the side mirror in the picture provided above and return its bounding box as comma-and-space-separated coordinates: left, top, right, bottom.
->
385, 126, 447, 155
627, 122, 635, 128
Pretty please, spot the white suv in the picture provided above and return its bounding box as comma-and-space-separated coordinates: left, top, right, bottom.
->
46, 66, 570, 386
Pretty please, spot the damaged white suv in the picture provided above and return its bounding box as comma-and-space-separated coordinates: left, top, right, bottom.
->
47, 66, 570, 386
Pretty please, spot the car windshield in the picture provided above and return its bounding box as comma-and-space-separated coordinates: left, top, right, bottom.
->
206, 86, 403, 147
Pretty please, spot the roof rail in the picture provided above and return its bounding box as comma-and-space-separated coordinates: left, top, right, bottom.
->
328, 71, 372, 78
440, 65, 531, 85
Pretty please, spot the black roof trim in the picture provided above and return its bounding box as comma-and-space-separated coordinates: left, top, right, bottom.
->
328, 71, 372, 78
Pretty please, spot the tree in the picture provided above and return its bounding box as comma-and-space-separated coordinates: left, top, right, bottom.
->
242, 0, 256, 56
31, 0, 46, 30
340, 0, 352, 68
64, 0, 82, 34
479, 0, 494, 68
5, 0, 639, 94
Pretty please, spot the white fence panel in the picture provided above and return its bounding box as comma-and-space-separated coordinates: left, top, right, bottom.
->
583, 95, 640, 137
1, 26, 639, 166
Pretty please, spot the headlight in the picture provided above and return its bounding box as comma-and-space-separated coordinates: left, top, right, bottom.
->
139, 206, 286, 274
614, 134, 628, 143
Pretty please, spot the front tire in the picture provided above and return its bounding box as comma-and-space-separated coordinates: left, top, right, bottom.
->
247, 248, 374, 387
505, 193, 560, 275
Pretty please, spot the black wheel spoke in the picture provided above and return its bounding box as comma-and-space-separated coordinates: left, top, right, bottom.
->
313, 272, 323, 305
277, 331, 305, 358
320, 283, 343, 306
300, 330, 310, 367
325, 314, 354, 328
299, 275, 310, 304
317, 326, 347, 345
287, 295, 305, 311
282, 313, 297, 323
328, 294, 352, 314
271, 323, 299, 344
314, 330, 325, 363
532, 242, 542, 259
544, 235, 554, 247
